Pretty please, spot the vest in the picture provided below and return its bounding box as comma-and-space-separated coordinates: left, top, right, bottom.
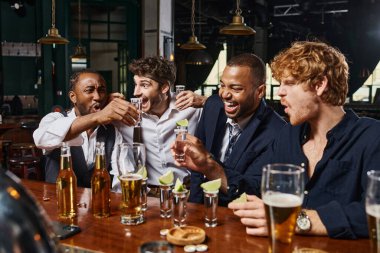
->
45, 121, 115, 188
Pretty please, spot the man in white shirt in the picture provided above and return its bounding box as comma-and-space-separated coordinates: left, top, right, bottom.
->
33, 69, 138, 187
112, 56, 204, 191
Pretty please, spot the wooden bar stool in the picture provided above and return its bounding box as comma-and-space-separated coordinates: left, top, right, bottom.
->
8, 156, 42, 180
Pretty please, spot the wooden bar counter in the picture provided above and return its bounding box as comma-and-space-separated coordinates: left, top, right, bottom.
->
21, 180, 370, 253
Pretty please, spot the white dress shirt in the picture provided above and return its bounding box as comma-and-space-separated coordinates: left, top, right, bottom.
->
33, 109, 123, 170
112, 94, 202, 189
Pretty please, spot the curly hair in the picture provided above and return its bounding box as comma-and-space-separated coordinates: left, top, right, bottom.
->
128, 56, 176, 87
227, 53, 266, 87
270, 41, 349, 106
69, 69, 105, 91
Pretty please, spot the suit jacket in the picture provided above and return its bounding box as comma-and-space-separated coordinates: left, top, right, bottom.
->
189, 95, 286, 206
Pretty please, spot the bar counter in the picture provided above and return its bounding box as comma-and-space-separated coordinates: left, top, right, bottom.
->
22, 180, 370, 253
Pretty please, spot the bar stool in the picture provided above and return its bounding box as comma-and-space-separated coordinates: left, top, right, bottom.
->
10, 143, 38, 157
8, 156, 42, 180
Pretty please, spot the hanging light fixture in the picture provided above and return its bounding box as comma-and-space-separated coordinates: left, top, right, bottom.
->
186, 50, 214, 65
180, 0, 206, 50
71, 0, 86, 60
38, 0, 69, 44
219, 0, 256, 36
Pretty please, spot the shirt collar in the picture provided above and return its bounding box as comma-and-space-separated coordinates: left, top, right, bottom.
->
300, 109, 359, 144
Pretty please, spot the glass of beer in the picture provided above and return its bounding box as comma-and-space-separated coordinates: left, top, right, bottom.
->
117, 143, 146, 225
261, 163, 304, 253
366, 170, 380, 253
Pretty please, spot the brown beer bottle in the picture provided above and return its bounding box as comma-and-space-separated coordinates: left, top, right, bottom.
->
56, 142, 78, 218
91, 142, 111, 218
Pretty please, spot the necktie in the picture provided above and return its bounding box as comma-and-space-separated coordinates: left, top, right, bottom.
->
224, 123, 241, 162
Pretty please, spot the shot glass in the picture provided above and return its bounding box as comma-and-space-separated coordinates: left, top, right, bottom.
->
172, 189, 189, 227
130, 98, 142, 125
175, 85, 185, 96
366, 170, 380, 253
159, 184, 173, 218
174, 126, 188, 162
139, 241, 174, 253
141, 177, 148, 211
203, 189, 218, 227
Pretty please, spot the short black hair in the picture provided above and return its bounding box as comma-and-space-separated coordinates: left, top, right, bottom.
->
227, 53, 266, 87
69, 69, 106, 91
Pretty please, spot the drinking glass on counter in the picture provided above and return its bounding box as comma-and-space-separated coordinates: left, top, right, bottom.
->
203, 189, 218, 227
159, 184, 173, 218
261, 163, 304, 253
366, 170, 380, 253
172, 188, 189, 227
117, 143, 146, 225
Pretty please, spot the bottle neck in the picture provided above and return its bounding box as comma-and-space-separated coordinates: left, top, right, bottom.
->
95, 153, 106, 170
60, 154, 72, 170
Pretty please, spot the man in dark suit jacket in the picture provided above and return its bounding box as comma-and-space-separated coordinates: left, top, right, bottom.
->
172, 53, 286, 205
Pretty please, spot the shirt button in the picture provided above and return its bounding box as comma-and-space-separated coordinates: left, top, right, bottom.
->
304, 190, 308, 195
301, 163, 305, 167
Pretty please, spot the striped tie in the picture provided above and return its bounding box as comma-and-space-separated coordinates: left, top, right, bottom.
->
224, 124, 241, 162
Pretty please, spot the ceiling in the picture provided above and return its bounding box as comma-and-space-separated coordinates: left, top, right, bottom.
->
174, 0, 380, 95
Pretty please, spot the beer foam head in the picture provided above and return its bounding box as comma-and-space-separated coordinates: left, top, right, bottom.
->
119, 173, 142, 181
262, 192, 302, 207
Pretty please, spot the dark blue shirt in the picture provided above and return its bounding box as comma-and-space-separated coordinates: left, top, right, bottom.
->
244, 110, 380, 239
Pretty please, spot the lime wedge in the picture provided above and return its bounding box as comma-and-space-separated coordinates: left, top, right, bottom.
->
136, 166, 147, 179
200, 178, 221, 192
158, 170, 174, 185
176, 119, 189, 127
231, 192, 247, 203
174, 178, 185, 192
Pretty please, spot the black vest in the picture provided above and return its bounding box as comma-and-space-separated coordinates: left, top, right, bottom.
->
44, 124, 115, 188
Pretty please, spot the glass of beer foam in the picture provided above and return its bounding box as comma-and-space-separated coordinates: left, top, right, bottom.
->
366, 170, 380, 253
117, 143, 147, 225
261, 163, 305, 253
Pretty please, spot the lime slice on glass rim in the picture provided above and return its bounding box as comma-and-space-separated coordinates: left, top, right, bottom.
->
136, 166, 148, 179
200, 178, 221, 192
176, 119, 189, 127
158, 170, 174, 185
174, 178, 186, 192
231, 192, 248, 203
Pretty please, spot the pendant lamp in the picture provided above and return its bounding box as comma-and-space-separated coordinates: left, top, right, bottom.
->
219, 0, 256, 36
180, 0, 206, 50
71, 0, 87, 60
38, 0, 69, 44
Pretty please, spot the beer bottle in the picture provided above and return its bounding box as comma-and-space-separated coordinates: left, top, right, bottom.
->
91, 142, 111, 218
56, 142, 77, 218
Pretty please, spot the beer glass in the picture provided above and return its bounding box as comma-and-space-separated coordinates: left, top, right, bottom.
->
261, 163, 304, 253
117, 143, 146, 225
366, 170, 380, 253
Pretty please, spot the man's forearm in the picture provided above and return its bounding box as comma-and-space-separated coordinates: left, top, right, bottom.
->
202, 155, 228, 193
64, 113, 102, 141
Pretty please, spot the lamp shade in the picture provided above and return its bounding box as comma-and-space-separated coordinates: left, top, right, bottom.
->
38, 27, 69, 44
219, 15, 256, 36
180, 36, 206, 50
186, 50, 213, 65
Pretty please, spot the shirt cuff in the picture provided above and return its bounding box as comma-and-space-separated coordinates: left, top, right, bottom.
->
316, 201, 356, 239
